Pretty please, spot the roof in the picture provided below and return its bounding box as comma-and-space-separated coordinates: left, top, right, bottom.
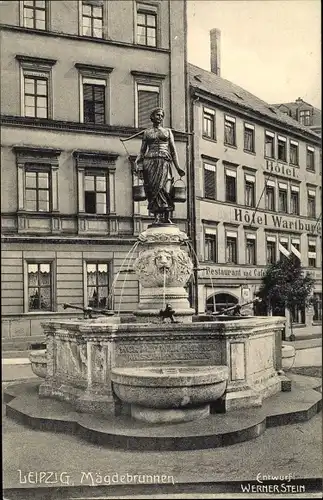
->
272, 100, 321, 115
188, 63, 321, 141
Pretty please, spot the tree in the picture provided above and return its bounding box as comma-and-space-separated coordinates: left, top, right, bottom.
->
257, 256, 315, 340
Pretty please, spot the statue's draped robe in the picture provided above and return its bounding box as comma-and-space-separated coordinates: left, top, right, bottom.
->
140, 127, 174, 215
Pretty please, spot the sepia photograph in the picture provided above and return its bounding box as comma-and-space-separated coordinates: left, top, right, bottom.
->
1, 0, 321, 499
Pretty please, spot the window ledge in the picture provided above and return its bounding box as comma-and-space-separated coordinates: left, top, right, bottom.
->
202, 136, 217, 143
243, 149, 256, 155
224, 143, 237, 149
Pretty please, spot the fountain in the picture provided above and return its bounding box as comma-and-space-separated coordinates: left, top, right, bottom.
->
6, 107, 321, 450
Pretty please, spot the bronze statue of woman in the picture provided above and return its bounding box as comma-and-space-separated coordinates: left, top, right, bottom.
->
134, 107, 185, 224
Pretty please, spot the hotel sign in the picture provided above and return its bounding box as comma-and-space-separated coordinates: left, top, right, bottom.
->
265, 160, 299, 179
234, 208, 321, 235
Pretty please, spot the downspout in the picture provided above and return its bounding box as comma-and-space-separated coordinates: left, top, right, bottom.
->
189, 90, 199, 315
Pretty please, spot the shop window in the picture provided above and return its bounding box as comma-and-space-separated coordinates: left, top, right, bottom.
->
291, 305, 306, 324
313, 293, 322, 322
206, 293, 238, 314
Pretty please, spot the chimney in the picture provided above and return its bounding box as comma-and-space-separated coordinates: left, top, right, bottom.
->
210, 28, 221, 76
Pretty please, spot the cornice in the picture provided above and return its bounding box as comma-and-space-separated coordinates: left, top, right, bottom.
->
0, 115, 189, 142
130, 70, 167, 80
74, 63, 114, 74
0, 24, 170, 54
15, 54, 57, 66
12, 145, 62, 156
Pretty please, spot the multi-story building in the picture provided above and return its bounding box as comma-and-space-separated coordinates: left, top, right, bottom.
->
0, 0, 188, 349
187, 32, 322, 333
273, 98, 322, 136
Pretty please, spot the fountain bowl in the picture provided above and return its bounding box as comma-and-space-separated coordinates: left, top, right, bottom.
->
29, 349, 47, 378
111, 365, 229, 423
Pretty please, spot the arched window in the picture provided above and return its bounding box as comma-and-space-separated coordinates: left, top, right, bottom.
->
206, 293, 238, 314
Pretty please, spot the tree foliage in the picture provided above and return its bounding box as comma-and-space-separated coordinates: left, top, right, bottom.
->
258, 256, 315, 313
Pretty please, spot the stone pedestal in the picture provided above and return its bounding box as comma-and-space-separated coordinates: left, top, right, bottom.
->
133, 224, 195, 322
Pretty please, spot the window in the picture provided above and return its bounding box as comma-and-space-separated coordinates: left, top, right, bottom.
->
225, 170, 236, 203
313, 293, 322, 322
137, 8, 157, 47
86, 262, 111, 309
265, 131, 275, 158
16, 55, 56, 120
224, 116, 236, 146
307, 189, 316, 218
290, 186, 299, 215
84, 173, 108, 214
27, 262, 52, 311
137, 84, 160, 128
82, 2, 103, 38
306, 146, 315, 171
289, 140, 299, 165
245, 174, 255, 207
204, 163, 216, 200
74, 151, 118, 217
278, 183, 288, 213
308, 241, 316, 267
14, 145, 61, 215
24, 75, 48, 118
244, 123, 255, 152
226, 232, 237, 264
291, 305, 305, 324
203, 107, 216, 140
299, 109, 312, 126
266, 237, 276, 264
246, 235, 256, 265
277, 135, 287, 162
23, 0, 47, 30
205, 232, 217, 262
25, 169, 50, 211
83, 80, 105, 124
265, 181, 275, 211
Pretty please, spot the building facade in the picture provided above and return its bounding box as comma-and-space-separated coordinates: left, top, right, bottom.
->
0, 0, 188, 348
273, 98, 322, 136
188, 62, 322, 333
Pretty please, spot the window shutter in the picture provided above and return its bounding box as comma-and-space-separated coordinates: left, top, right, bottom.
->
138, 90, 159, 127
204, 168, 216, 199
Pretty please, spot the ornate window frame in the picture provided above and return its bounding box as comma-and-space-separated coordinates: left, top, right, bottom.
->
74, 63, 113, 124
73, 150, 119, 215
13, 145, 61, 214
16, 54, 56, 119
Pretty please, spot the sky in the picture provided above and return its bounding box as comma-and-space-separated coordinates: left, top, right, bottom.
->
187, 0, 321, 109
